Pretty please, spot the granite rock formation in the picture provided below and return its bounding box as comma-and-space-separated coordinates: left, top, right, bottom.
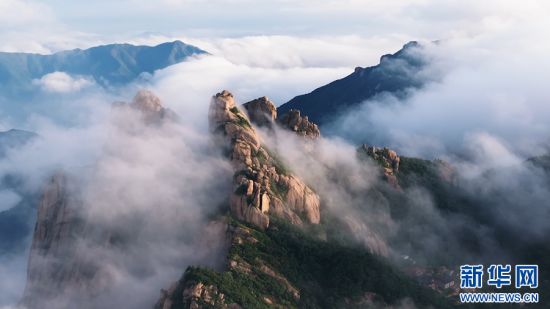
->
209, 90, 320, 230
242, 96, 277, 128
113, 89, 178, 124
277, 109, 320, 139
21, 174, 109, 308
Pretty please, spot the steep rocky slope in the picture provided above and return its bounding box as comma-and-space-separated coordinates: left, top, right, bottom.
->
154, 91, 455, 309
209, 91, 320, 229
155, 218, 450, 309
21, 173, 106, 308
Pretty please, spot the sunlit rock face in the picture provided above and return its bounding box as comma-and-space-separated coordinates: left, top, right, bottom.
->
209, 90, 320, 230
242, 96, 277, 128
277, 109, 320, 139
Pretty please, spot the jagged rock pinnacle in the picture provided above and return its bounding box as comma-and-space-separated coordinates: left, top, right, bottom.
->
208, 90, 320, 229
243, 96, 277, 127
278, 109, 320, 139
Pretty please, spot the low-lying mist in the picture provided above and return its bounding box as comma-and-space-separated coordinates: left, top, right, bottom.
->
0, 91, 235, 308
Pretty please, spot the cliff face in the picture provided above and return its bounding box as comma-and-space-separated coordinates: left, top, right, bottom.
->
21, 174, 108, 308
209, 91, 320, 230
242, 96, 277, 128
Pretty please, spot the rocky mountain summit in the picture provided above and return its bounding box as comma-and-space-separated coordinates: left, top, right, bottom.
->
114, 89, 178, 124
209, 90, 320, 229
242, 96, 277, 128
242, 96, 320, 139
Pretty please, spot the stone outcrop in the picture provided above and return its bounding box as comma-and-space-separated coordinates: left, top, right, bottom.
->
242, 96, 320, 141
209, 91, 320, 229
22, 174, 72, 305
21, 174, 108, 308
114, 89, 178, 124
156, 281, 241, 309
358, 144, 401, 189
277, 109, 320, 139
242, 96, 277, 127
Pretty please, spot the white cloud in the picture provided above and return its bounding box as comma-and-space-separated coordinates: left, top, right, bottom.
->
183, 35, 405, 69
0, 190, 21, 212
0, 0, 54, 27
0, 0, 101, 53
33, 72, 95, 93
329, 12, 550, 159
146, 54, 350, 125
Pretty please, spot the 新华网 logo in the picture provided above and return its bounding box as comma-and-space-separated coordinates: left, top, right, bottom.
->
459, 264, 539, 303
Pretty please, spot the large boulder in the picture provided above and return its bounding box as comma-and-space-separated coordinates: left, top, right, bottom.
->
242, 96, 277, 128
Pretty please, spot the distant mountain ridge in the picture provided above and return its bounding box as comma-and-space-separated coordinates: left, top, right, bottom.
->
0, 40, 207, 94
278, 41, 428, 126
0, 129, 37, 157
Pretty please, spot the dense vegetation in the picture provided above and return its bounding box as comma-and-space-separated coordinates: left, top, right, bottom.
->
177, 218, 453, 308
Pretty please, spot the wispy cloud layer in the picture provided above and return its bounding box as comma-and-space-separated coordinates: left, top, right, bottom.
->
33, 72, 95, 93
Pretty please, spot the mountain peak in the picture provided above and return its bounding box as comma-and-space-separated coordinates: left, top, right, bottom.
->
131, 89, 164, 113
278, 41, 428, 126
0, 41, 207, 95
208, 90, 320, 229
